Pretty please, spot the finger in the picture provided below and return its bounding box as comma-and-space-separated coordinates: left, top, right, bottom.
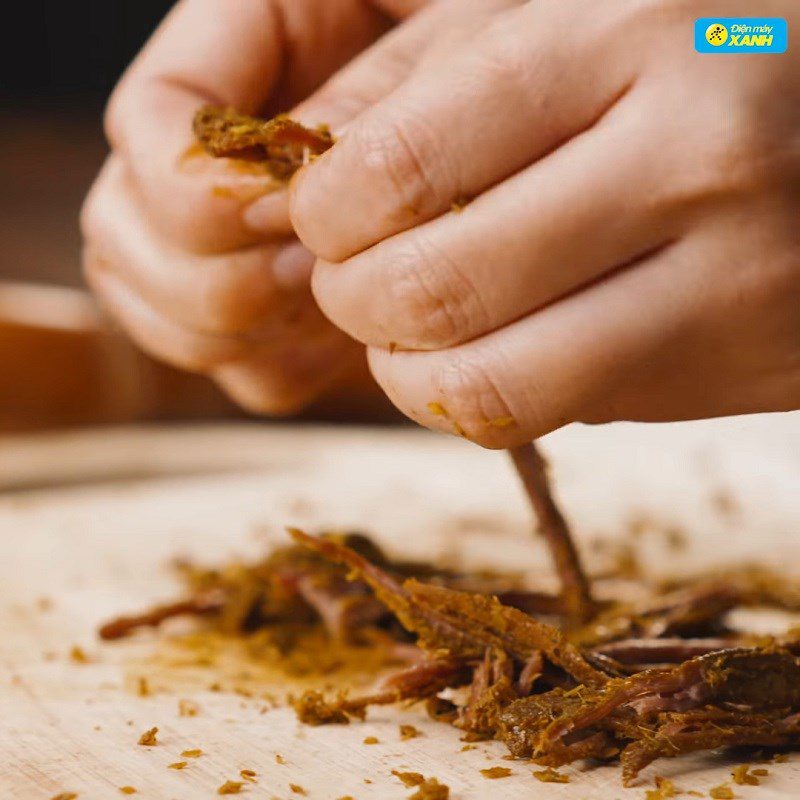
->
105, 0, 296, 252
366, 236, 701, 448
291, 1, 638, 262
81, 156, 311, 336
246, 0, 519, 233
212, 336, 361, 416
85, 262, 260, 370
86, 258, 355, 413
312, 92, 688, 350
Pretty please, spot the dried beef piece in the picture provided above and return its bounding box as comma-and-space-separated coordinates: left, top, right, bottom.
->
498, 648, 800, 783
508, 444, 593, 623
456, 649, 518, 737
193, 105, 333, 180
620, 710, 800, 785
290, 529, 608, 688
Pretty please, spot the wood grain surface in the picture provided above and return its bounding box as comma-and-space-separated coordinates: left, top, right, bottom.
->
2, 417, 800, 799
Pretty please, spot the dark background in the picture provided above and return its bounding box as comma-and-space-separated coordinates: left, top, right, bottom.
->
1, 1, 173, 285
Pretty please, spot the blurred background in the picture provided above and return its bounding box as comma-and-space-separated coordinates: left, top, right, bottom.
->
3, 1, 172, 287
0, 1, 394, 433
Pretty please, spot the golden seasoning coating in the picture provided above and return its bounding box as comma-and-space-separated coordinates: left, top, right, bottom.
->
193, 105, 333, 181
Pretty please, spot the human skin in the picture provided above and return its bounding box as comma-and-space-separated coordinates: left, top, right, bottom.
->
290, 0, 800, 447
80, 0, 436, 415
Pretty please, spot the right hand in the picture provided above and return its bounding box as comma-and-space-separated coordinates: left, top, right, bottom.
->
80, 0, 441, 414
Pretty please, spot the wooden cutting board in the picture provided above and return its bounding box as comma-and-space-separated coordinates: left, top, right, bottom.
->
2, 417, 800, 799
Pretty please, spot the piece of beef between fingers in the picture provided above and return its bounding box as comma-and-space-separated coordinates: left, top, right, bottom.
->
193, 105, 333, 179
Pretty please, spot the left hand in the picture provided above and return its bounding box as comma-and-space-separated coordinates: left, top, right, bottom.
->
290, 0, 800, 447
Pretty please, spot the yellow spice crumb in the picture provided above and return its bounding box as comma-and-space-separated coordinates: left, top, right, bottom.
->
533, 767, 570, 784
480, 766, 512, 779
137, 727, 158, 746
709, 785, 735, 799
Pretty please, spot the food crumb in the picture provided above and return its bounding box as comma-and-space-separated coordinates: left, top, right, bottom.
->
275, 754, 286, 764
392, 770, 425, 787
487, 415, 516, 429
69, 646, 89, 664
181, 749, 204, 758
178, 698, 200, 717
119, 788, 137, 795
51, 794, 77, 800
167, 762, 188, 770
399, 724, 421, 740
731, 765, 760, 786
218, 781, 244, 795
709, 785, 735, 799
240, 769, 257, 782
427, 402, 447, 417
532, 767, 569, 784
290, 785, 307, 795
752, 768, 769, 776
480, 766, 512, 779
409, 777, 449, 799
363, 736, 379, 745
460, 744, 477, 752
646, 775, 676, 799
137, 727, 158, 746
137, 677, 150, 697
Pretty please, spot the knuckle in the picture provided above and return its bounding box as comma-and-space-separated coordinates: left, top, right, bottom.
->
381, 239, 475, 348
356, 115, 447, 220
670, 102, 787, 207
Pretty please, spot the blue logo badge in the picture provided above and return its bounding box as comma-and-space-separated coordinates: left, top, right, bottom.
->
695, 17, 787, 53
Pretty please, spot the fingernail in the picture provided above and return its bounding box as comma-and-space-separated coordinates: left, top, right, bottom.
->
272, 242, 315, 289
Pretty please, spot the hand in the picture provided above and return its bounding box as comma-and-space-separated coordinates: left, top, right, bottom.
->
81, 0, 434, 414
291, 0, 800, 445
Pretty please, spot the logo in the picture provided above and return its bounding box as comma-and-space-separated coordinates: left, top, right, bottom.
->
705, 23, 728, 46
695, 17, 787, 53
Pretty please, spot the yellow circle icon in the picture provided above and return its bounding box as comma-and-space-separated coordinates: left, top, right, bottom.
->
705, 22, 728, 46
